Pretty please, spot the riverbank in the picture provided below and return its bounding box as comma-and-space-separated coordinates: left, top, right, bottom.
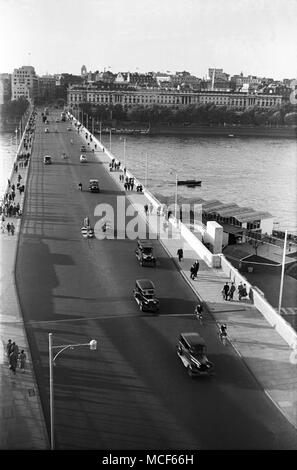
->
149, 124, 297, 139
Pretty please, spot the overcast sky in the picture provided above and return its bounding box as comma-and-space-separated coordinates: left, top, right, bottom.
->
1, 0, 296, 79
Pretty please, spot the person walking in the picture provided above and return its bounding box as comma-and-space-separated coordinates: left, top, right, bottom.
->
223, 282, 230, 300
10, 222, 15, 236
177, 248, 183, 262
192, 260, 200, 279
19, 350, 27, 373
6, 222, 11, 235
9, 350, 18, 374
78, 182, 82, 191
144, 204, 149, 215
238, 282, 243, 300
6, 339, 13, 358
190, 263, 196, 280
229, 282, 236, 301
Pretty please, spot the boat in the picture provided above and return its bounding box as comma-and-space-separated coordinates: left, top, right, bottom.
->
177, 180, 202, 187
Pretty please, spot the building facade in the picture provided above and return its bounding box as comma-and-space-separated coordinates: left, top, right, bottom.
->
11, 66, 38, 102
67, 84, 282, 110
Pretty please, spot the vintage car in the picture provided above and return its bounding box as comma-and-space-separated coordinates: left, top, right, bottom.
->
89, 179, 100, 192
177, 332, 214, 378
80, 154, 87, 163
135, 240, 156, 267
67, 127, 72, 131
43, 155, 52, 165
133, 279, 159, 313
80, 145, 87, 152
44, 128, 49, 133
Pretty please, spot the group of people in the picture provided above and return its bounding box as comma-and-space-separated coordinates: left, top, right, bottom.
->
6, 339, 26, 374
109, 158, 121, 171
222, 281, 251, 301
144, 203, 154, 215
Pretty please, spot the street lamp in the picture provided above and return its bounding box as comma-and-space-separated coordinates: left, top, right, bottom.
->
278, 229, 288, 314
120, 137, 127, 168
15, 128, 18, 153
48, 333, 97, 450
145, 152, 148, 188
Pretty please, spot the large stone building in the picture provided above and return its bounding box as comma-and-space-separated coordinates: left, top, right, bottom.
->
11, 66, 38, 102
37, 75, 56, 102
67, 84, 282, 110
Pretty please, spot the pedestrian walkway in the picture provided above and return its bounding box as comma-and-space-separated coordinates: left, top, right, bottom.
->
0, 112, 48, 449
94, 139, 297, 433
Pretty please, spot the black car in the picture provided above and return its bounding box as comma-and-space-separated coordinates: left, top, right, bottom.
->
177, 332, 214, 377
133, 279, 159, 313
89, 179, 100, 192
135, 240, 156, 267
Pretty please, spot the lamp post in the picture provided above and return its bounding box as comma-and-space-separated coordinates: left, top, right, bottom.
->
15, 128, 18, 153
48, 333, 97, 450
169, 169, 178, 220
278, 229, 288, 314
145, 152, 148, 188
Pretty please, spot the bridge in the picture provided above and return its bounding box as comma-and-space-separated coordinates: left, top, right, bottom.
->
1, 107, 297, 450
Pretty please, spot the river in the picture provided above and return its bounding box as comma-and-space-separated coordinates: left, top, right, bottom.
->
102, 134, 297, 234
1, 130, 296, 233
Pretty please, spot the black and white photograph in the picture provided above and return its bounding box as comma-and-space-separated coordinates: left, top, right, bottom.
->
0, 0, 297, 456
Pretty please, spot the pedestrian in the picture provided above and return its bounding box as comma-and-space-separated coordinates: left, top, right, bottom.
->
78, 182, 82, 191
144, 204, 149, 215
177, 248, 183, 262
19, 350, 26, 372
229, 282, 235, 301
6, 222, 11, 235
238, 282, 243, 300
11, 342, 19, 356
223, 282, 229, 300
8, 178, 11, 188
193, 260, 200, 279
241, 284, 248, 299
9, 350, 18, 374
190, 263, 196, 280
6, 339, 13, 357
10, 222, 15, 235
17, 174, 22, 183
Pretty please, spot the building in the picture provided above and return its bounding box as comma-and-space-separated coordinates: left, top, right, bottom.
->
200, 198, 274, 246
230, 73, 262, 92
11, 66, 38, 103
0, 73, 11, 104
67, 84, 282, 110
37, 75, 56, 102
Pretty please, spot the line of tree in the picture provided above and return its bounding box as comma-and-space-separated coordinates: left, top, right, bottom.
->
76, 102, 297, 126
0, 97, 30, 121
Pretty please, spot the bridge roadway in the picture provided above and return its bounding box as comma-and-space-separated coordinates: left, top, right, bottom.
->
15, 111, 297, 449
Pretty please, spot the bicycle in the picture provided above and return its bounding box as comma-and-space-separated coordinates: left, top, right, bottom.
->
219, 329, 228, 346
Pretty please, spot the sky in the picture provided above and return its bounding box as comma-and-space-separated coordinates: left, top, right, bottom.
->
0, 0, 297, 79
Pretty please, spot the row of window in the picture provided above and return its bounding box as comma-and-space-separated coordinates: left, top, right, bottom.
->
68, 92, 280, 108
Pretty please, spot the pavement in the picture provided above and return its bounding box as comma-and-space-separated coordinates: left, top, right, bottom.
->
0, 113, 297, 449
0, 115, 48, 449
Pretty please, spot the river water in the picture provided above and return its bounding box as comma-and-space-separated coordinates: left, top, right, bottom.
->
103, 134, 297, 234
1, 130, 296, 233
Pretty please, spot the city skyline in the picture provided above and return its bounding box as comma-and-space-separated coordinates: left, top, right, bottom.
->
1, 0, 297, 80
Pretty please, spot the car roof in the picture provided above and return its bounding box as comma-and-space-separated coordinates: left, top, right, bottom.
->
43, 155, 51, 159
136, 279, 155, 289
180, 332, 206, 347
138, 240, 153, 247
89, 179, 98, 183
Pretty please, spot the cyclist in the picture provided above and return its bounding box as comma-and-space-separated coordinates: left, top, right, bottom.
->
220, 324, 227, 341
